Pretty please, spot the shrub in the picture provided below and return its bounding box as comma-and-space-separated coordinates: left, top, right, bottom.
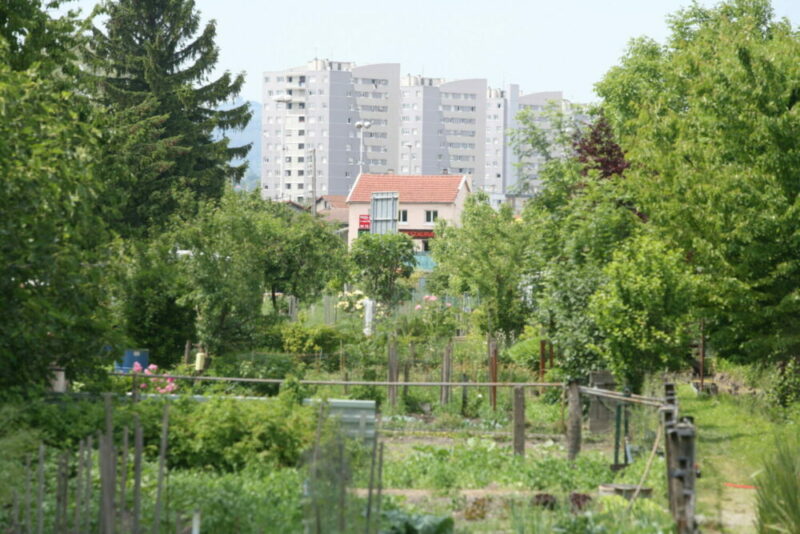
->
167, 395, 314, 471
168, 467, 304, 532
756, 432, 800, 533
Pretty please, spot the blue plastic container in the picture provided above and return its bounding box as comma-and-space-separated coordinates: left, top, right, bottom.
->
114, 349, 149, 373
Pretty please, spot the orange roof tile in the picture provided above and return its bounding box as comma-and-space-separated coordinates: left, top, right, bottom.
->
346, 174, 468, 203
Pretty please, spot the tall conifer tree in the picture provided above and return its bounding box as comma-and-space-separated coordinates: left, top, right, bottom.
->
87, 0, 251, 231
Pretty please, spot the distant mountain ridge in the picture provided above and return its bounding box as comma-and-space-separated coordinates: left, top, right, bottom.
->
216, 99, 261, 191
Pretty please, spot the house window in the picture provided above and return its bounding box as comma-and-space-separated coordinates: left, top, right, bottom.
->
398, 210, 408, 223
425, 210, 438, 223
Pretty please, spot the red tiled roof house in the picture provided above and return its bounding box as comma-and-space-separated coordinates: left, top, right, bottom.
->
345, 174, 471, 248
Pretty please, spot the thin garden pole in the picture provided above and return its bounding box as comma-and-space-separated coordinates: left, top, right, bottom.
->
82, 436, 94, 534
36, 444, 45, 534
152, 405, 170, 534
55, 451, 69, 532
132, 416, 143, 534
513, 386, 525, 456
119, 426, 129, 530
566, 382, 581, 461
23, 454, 31, 534
11, 491, 20, 534
364, 435, 378, 534
72, 440, 84, 534
373, 443, 384, 534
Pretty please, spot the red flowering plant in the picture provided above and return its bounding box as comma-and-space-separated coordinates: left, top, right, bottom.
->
131, 362, 178, 394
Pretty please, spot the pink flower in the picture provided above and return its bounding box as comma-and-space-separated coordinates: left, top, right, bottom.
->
415, 304, 422, 310
144, 369, 152, 375
423, 295, 432, 302
139, 383, 147, 389
446, 303, 452, 308
132, 361, 143, 373
167, 377, 175, 384
147, 364, 158, 371
429, 295, 438, 302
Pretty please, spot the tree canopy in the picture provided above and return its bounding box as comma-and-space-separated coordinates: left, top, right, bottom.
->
87, 0, 252, 234
596, 0, 800, 365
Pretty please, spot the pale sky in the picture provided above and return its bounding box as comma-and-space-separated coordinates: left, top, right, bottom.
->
61, 0, 800, 104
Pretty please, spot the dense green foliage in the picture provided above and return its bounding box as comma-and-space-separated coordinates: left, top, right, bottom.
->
756, 432, 800, 533
596, 0, 800, 368
432, 193, 531, 342
381, 439, 611, 491
174, 190, 346, 354
0, 33, 117, 393
350, 233, 415, 306
87, 0, 251, 234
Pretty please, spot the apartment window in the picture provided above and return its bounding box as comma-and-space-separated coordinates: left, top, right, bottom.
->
297, 182, 304, 188
277, 76, 284, 82
425, 210, 438, 223
298, 130, 305, 136
264, 76, 270, 82
298, 143, 305, 149
285, 156, 291, 163
298, 156, 305, 163
297, 196, 304, 203
285, 170, 292, 176
398, 210, 408, 223
298, 170, 305, 176
298, 116, 305, 122
285, 183, 291, 189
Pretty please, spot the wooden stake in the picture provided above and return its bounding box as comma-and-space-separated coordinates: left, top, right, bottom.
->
699, 320, 705, 391
83, 436, 93, 534
513, 386, 526, 456
132, 417, 143, 534
374, 443, 385, 534
119, 426, 129, 530
364, 434, 378, 534
152, 405, 170, 534
23, 454, 31, 534
539, 340, 546, 381
566, 381, 581, 460
74, 440, 84, 534
36, 444, 45, 534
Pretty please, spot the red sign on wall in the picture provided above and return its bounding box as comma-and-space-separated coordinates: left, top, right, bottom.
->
358, 214, 371, 230
400, 229, 435, 239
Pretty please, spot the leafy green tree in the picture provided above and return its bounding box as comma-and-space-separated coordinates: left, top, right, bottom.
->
350, 233, 415, 307
432, 193, 531, 343
588, 232, 697, 392
175, 190, 346, 354
0, 0, 80, 73
0, 34, 117, 393
110, 237, 196, 367
511, 106, 642, 380
596, 0, 800, 366
86, 0, 251, 232
260, 203, 348, 310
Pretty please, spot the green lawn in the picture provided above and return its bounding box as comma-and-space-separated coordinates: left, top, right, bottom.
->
678, 384, 793, 533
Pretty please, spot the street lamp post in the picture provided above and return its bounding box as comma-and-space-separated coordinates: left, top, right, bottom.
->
404, 142, 413, 174
355, 120, 371, 176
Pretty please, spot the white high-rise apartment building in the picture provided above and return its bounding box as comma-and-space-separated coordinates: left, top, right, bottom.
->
262, 60, 400, 203
261, 59, 573, 202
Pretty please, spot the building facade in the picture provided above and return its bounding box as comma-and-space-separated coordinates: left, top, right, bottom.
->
262, 60, 574, 203
345, 174, 471, 248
